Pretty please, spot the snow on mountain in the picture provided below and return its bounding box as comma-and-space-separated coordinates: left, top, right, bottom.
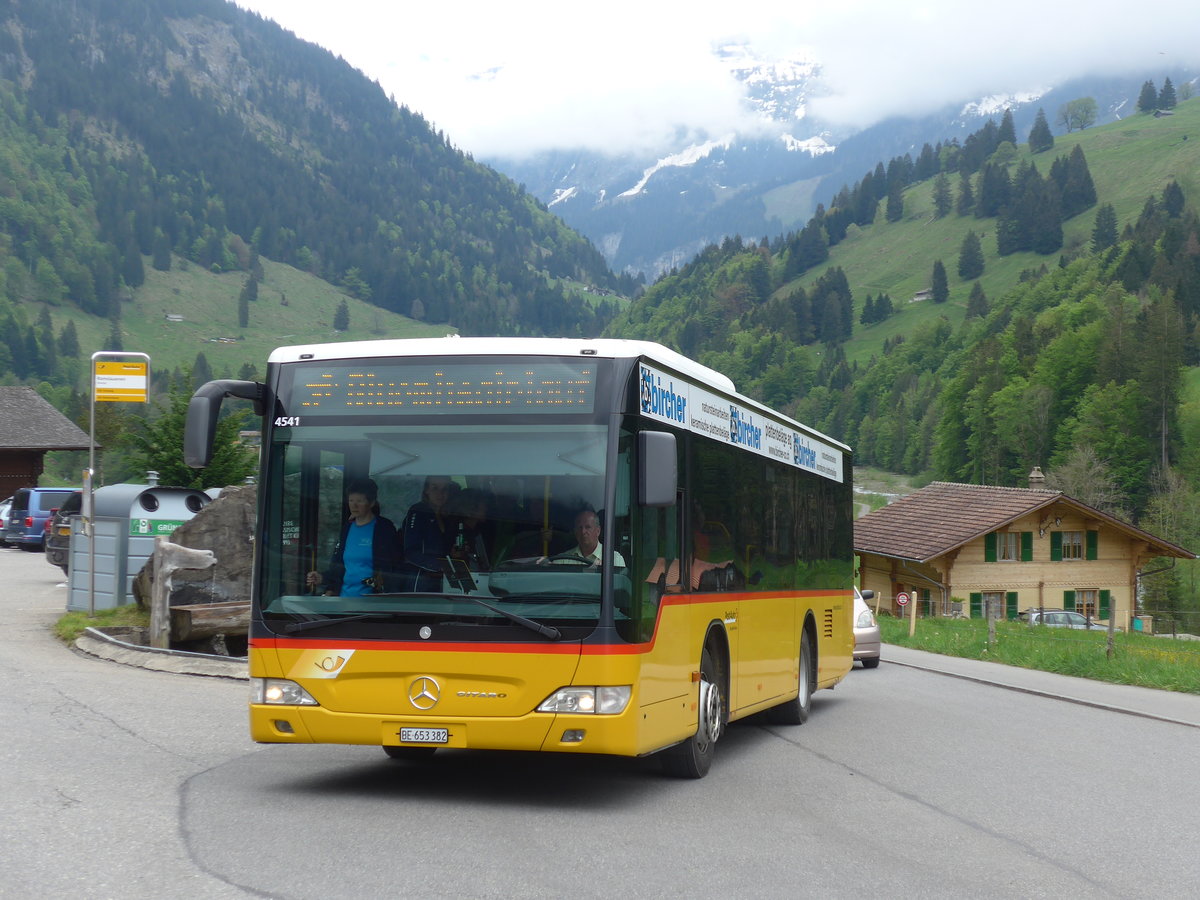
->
959, 90, 1048, 119
782, 133, 836, 155
618, 137, 733, 197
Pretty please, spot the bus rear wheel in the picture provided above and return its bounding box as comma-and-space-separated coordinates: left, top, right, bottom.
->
766, 626, 813, 725
661, 646, 724, 778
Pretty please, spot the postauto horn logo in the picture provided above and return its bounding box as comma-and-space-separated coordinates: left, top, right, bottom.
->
640, 366, 687, 424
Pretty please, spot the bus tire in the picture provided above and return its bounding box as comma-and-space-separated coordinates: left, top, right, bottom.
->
766, 625, 814, 725
383, 746, 437, 761
661, 645, 724, 778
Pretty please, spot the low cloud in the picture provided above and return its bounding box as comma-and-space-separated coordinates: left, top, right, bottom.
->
239, 0, 1198, 158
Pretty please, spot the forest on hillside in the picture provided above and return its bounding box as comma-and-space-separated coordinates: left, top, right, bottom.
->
606, 95, 1200, 620
0, 0, 632, 343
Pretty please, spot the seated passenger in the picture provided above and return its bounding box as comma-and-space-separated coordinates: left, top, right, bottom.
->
400, 475, 456, 591
446, 487, 493, 571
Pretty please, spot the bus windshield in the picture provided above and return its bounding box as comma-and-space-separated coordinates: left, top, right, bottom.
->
258, 420, 619, 637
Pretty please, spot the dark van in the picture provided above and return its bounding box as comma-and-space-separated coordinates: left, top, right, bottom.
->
3, 487, 78, 550
44, 489, 84, 573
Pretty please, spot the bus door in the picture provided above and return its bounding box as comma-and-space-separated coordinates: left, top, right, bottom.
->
275, 441, 370, 599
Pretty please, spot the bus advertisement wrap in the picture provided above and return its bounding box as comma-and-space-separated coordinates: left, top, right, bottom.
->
638, 363, 844, 483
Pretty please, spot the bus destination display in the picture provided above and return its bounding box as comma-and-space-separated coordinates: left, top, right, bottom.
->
287, 360, 597, 416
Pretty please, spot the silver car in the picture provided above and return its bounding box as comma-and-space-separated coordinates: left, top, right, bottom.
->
0, 497, 11, 547
1021, 609, 1107, 631
854, 587, 881, 668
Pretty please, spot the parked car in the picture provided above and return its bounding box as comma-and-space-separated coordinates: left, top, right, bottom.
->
0, 497, 12, 547
1020, 609, 1107, 631
44, 489, 83, 574
2, 487, 78, 551
854, 587, 881, 668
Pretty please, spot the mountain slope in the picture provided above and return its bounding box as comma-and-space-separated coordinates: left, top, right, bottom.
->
0, 0, 627, 342
489, 48, 1197, 279
605, 100, 1200, 516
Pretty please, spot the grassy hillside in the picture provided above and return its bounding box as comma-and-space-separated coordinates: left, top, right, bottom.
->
790, 99, 1200, 365
36, 257, 450, 383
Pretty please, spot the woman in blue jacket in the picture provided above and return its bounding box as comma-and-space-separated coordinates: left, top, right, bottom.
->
306, 478, 399, 595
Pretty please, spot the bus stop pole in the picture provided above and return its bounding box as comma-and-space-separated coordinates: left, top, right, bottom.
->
88, 351, 151, 617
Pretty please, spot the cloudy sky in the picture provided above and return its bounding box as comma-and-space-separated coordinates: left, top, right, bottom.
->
235, 0, 1196, 158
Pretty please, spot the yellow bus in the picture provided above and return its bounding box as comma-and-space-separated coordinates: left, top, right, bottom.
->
186, 337, 854, 777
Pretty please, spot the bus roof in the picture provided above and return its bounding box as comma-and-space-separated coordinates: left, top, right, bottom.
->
268, 336, 848, 452
268, 336, 736, 392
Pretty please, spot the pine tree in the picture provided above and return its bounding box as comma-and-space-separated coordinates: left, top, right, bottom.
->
152, 231, 172, 271
1092, 203, 1118, 251
1162, 181, 1185, 218
931, 260, 949, 304
886, 181, 904, 222
997, 109, 1017, 146
1159, 78, 1177, 109
1028, 108, 1054, 153
956, 172, 975, 216
333, 299, 350, 331
932, 173, 952, 218
966, 281, 988, 318
1060, 145, 1097, 218
958, 230, 985, 280
1137, 80, 1158, 112
58, 320, 80, 358
860, 293, 877, 325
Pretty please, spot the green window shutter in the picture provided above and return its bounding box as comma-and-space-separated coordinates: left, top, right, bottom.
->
1050, 531, 1062, 561
1063, 590, 1076, 611
1099, 589, 1111, 619
1086, 530, 1098, 560
1021, 531, 1033, 561
984, 532, 997, 562
970, 592, 982, 618
1006, 592, 1019, 619
922, 588, 932, 615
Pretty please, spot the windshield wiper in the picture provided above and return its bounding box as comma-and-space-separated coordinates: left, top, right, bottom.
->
282, 612, 399, 634
448, 594, 563, 640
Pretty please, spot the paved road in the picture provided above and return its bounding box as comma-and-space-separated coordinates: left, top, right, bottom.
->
4, 544, 1199, 898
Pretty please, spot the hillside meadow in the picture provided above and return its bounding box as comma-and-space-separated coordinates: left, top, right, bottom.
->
789, 99, 1200, 367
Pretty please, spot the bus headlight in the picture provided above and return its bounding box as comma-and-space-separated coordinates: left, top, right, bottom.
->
251, 678, 319, 706
537, 686, 631, 714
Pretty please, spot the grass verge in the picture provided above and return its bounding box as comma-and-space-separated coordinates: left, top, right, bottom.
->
879, 615, 1200, 694
54, 604, 149, 645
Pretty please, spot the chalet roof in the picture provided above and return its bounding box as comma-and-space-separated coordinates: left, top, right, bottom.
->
854, 481, 1194, 562
0, 387, 91, 451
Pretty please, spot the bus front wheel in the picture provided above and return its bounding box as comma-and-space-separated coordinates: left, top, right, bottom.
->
766, 626, 814, 725
661, 646, 725, 778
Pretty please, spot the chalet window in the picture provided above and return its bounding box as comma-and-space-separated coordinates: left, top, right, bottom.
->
985, 531, 1033, 562
1063, 588, 1111, 620
970, 590, 1019, 620
1050, 530, 1099, 561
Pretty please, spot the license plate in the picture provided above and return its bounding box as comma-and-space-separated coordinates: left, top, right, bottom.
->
399, 727, 449, 744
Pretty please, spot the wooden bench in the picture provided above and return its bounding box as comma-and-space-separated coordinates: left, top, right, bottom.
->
169, 601, 251, 642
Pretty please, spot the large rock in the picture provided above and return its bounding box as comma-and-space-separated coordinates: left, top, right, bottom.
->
133, 484, 257, 609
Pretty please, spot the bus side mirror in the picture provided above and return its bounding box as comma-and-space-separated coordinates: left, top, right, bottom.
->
184, 380, 265, 468
638, 431, 676, 507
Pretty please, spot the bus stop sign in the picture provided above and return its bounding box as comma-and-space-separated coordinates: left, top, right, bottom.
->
896, 591, 910, 606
